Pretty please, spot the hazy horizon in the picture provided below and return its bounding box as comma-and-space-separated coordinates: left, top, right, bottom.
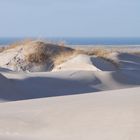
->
0, 0, 140, 38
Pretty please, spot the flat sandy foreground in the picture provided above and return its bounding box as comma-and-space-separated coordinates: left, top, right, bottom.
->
0, 44, 140, 140
0, 87, 140, 140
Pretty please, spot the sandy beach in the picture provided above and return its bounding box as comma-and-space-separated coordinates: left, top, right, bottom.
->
0, 41, 140, 139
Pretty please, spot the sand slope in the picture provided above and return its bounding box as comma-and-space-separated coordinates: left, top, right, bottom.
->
0, 68, 139, 102
0, 87, 140, 140
0, 74, 23, 101
53, 54, 101, 71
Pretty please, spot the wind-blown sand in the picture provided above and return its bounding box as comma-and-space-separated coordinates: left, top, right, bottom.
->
0, 42, 140, 139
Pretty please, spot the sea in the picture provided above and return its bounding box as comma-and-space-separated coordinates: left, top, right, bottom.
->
0, 37, 140, 46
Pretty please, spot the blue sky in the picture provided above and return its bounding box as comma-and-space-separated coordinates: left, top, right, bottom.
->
0, 0, 140, 37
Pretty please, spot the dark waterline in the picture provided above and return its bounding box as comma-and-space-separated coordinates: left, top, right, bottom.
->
0, 37, 140, 46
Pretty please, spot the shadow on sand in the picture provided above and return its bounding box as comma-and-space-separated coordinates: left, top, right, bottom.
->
0, 75, 101, 101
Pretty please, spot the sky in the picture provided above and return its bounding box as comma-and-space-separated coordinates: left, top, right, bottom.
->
0, 0, 140, 38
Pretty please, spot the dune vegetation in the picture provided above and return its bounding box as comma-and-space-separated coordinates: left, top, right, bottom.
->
0, 40, 122, 72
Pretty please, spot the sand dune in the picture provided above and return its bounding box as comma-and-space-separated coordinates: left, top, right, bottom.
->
53, 54, 116, 71
0, 45, 140, 101
0, 41, 73, 72
0, 42, 140, 139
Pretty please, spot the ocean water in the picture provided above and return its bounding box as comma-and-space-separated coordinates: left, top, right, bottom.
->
0, 37, 140, 46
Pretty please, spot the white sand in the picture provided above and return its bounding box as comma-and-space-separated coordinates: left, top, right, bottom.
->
0, 51, 139, 101
0, 87, 140, 140
53, 54, 101, 71
0, 46, 140, 139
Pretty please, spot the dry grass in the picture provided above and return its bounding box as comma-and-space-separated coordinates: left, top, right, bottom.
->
1, 39, 73, 64
25, 40, 74, 66
10, 39, 34, 49
52, 50, 119, 70
27, 52, 49, 64
75, 48, 110, 57
0, 39, 34, 52
52, 50, 76, 66
75, 48, 119, 67
0, 39, 120, 70
52, 47, 119, 68
25, 42, 54, 64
